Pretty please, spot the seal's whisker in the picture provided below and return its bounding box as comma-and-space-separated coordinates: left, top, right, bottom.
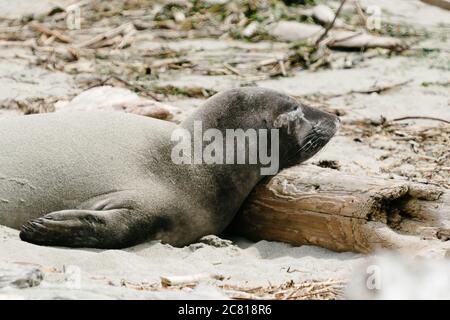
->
302, 136, 321, 153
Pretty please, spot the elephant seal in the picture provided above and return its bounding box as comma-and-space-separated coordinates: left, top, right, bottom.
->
0, 87, 339, 248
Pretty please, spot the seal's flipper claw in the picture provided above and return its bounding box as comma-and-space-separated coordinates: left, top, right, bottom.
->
19, 209, 133, 249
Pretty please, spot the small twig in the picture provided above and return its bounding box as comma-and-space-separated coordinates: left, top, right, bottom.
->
223, 62, 241, 76
315, 0, 347, 46
258, 58, 278, 68
105, 75, 162, 101
327, 30, 363, 45
353, 0, 368, 30
278, 60, 287, 77
353, 79, 413, 94
78, 23, 132, 48
391, 116, 450, 124
160, 273, 223, 287
29, 21, 72, 44
151, 58, 191, 69
325, 80, 412, 98
42, 35, 56, 46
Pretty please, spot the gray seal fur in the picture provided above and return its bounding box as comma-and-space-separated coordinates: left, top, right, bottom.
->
0, 87, 339, 248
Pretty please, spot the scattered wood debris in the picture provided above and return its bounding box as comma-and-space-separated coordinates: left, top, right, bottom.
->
220, 279, 347, 300
121, 277, 346, 300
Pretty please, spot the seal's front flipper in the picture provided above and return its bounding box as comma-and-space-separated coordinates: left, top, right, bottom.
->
19, 208, 163, 248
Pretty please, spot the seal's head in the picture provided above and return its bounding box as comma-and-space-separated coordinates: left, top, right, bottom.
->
271, 96, 340, 167
183, 87, 339, 170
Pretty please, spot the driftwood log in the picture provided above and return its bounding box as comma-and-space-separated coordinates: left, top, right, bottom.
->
232, 165, 450, 256
421, 0, 450, 11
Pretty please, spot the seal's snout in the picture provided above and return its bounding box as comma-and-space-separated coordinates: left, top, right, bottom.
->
302, 105, 340, 139
289, 105, 339, 165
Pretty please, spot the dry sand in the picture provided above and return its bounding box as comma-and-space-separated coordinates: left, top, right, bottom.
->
0, 226, 364, 299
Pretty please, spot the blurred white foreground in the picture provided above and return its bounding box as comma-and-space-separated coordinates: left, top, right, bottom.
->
346, 252, 450, 299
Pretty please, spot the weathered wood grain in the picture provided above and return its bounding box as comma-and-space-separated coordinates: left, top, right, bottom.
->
232, 165, 450, 256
